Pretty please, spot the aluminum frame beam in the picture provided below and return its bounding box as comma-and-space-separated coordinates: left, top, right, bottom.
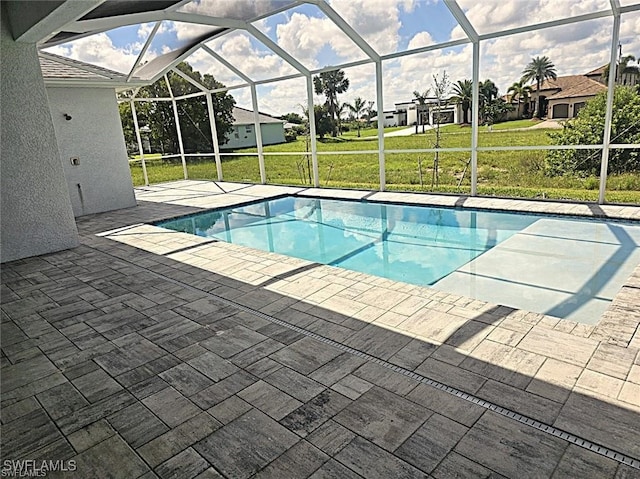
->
11, 0, 105, 43
598, 13, 621, 204
443, 0, 479, 42
127, 22, 160, 81
130, 101, 149, 186
206, 92, 224, 181
251, 84, 267, 184
311, 0, 380, 61
164, 74, 188, 179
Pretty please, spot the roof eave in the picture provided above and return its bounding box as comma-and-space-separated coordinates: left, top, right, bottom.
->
44, 78, 149, 88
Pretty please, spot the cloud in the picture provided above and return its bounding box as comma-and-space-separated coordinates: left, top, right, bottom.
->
479, 18, 612, 92
275, 11, 367, 68
206, 31, 298, 80
44, 32, 141, 74
44, 0, 631, 119
328, 0, 408, 55
454, 0, 611, 35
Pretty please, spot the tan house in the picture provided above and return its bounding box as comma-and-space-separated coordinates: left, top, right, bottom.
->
528, 74, 607, 120
527, 62, 639, 120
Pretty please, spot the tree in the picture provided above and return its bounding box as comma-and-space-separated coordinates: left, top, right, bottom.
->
547, 86, 640, 175
120, 61, 235, 154
479, 79, 498, 124
521, 56, 557, 119
430, 71, 450, 188
507, 80, 532, 119
336, 102, 349, 135
483, 98, 514, 126
302, 104, 333, 139
344, 97, 367, 137
313, 69, 350, 137
365, 101, 376, 126
281, 112, 304, 124
451, 79, 472, 124
412, 89, 430, 133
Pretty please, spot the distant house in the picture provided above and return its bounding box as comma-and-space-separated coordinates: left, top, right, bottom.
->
586, 64, 640, 87
394, 99, 459, 127
527, 67, 620, 120
372, 110, 396, 127
223, 107, 285, 149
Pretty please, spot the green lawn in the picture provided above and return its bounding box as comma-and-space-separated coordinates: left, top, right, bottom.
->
340, 125, 406, 138
130, 128, 640, 203
490, 119, 543, 130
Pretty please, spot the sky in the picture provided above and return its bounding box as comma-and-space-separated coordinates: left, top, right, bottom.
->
45, 0, 640, 116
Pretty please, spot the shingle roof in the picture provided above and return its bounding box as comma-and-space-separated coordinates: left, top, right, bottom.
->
532, 75, 589, 92
232, 107, 284, 125
585, 65, 607, 76
39, 52, 126, 80
546, 77, 606, 100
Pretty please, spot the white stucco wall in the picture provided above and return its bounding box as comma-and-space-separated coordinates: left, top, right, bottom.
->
0, 8, 79, 263
47, 87, 136, 217
222, 123, 285, 149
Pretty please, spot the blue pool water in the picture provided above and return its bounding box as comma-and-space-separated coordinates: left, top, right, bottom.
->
156, 196, 640, 323
157, 196, 537, 286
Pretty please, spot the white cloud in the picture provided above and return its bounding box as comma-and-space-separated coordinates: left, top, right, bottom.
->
275, 11, 367, 68
328, 0, 406, 55
207, 31, 298, 81
455, 0, 610, 35
45, 0, 633, 119
479, 18, 612, 93
44, 33, 141, 74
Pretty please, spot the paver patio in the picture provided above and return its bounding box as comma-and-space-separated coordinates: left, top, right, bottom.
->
2, 180, 639, 478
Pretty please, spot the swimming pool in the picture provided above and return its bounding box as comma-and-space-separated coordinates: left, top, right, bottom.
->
157, 196, 640, 324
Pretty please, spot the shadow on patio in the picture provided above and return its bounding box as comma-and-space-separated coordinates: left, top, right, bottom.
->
1, 198, 639, 479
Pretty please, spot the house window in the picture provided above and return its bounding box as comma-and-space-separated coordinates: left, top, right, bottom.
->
234, 130, 239, 139
245, 125, 253, 133
573, 102, 586, 117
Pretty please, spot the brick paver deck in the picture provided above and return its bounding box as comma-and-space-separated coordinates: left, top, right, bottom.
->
2, 181, 639, 478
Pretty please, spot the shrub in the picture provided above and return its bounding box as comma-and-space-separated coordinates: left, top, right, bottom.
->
547, 86, 640, 176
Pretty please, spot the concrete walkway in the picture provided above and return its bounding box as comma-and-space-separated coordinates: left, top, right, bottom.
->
383, 126, 432, 137
2, 181, 639, 478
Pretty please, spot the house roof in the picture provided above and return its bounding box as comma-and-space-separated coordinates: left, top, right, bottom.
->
232, 107, 284, 126
39, 52, 144, 87
531, 75, 591, 92
585, 65, 607, 77
546, 77, 606, 100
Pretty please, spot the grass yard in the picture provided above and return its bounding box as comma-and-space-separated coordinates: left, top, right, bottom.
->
130, 127, 640, 203
341, 125, 406, 138
490, 119, 543, 130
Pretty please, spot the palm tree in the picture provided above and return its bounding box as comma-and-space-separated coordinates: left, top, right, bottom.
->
603, 54, 639, 85
344, 97, 366, 137
451, 79, 472, 124
412, 89, 430, 133
479, 79, 498, 124
313, 69, 350, 137
521, 56, 557, 118
507, 80, 532, 118
336, 102, 348, 135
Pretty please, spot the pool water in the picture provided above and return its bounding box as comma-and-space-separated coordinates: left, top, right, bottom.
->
157, 196, 640, 324
158, 196, 536, 285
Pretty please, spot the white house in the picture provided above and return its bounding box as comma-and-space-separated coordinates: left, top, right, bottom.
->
38, 52, 141, 218
394, 99, 459, 127
372, 110, 396, 127
223, 107, 285, 149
